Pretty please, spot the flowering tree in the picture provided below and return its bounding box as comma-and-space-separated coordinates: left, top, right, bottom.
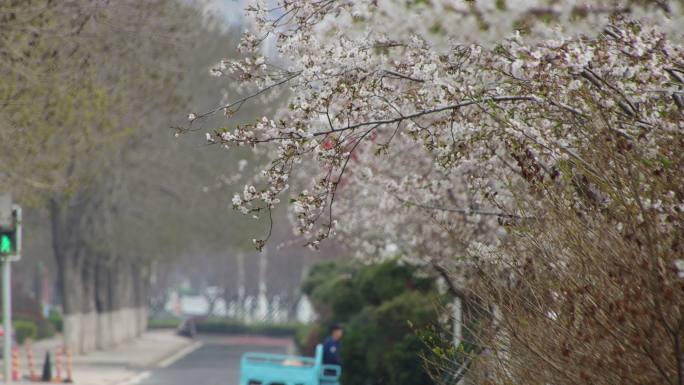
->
195, 0, 679, 248
192, 1, 684, 383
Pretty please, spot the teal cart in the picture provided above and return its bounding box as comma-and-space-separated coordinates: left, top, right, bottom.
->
239, 344, 341, 385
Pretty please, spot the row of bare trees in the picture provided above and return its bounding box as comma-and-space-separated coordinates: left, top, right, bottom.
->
148, 219, 339, 322
1, 0, 269, 353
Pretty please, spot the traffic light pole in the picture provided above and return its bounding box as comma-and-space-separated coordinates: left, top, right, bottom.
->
0, 202, 20, 384
2, 258, 10, 384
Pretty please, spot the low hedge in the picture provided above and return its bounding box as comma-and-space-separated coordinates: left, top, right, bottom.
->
11, 312, 57, 341
47, 309, 63, 332
14, 320, 37, 344
35, 318, 57, 339
196, 320, 303, 337
147, 317, 305, 337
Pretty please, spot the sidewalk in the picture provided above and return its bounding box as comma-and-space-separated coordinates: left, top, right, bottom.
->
6, 330, 199, 385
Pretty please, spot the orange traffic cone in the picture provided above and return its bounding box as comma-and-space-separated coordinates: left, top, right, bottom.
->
26, 341, 38, 381
64, 347, 73, 383
11, 346, 20, 381
53, 346, 63, 383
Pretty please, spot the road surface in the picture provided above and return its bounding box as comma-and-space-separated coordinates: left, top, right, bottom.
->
138, 335, 292, 385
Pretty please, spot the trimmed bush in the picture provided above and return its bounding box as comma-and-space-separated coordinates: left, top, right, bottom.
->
196, 319, 303, 337
14, 320, 37, 345
147, 317, 305, 338
295, 323, 319, 355
302, 258, 448, 385
12, 313, 57, 340
35, 318, 56, 339
47, 310, 62, 332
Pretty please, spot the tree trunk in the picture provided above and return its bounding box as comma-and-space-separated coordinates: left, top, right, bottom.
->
50, 198, 86, 353
236, 253, 245, 321
79, 255, 98, 353
131, 260, 148, 337
109, 258, 126, 344
453, 297, 463, 348
95, 256, 113, 349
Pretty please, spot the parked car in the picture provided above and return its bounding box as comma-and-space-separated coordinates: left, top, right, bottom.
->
240, 344, 341, 385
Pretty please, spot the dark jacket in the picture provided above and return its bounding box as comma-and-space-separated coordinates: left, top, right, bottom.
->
322, 336, 341, 366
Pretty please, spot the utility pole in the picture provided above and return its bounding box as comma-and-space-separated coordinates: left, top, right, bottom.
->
2, 254, 9, 384
0, 194, 21, 384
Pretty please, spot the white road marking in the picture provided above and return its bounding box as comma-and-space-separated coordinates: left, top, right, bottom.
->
115, 340, 203, 385
117, 370, 150, 385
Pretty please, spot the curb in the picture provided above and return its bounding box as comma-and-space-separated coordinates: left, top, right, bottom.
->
129, 338, 201, 369
155, 340, 203, 368
113, 340, 203, 385
6, 334, 203, 385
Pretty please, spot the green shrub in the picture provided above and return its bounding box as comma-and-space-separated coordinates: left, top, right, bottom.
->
340, 291, 443, 385
294, 323, 319, 355
303, 258, 449, 385
147, 317, 305, 337
47, 310, 62, 332
35, 318, 56, 339
12, 314, 56, 340
196, 319, 303, 337
13, 320, 37, 345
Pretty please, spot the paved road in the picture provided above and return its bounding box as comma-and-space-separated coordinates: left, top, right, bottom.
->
138, 335, 292, 385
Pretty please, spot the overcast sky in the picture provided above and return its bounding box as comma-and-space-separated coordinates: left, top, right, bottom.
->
205, 0, 246, 27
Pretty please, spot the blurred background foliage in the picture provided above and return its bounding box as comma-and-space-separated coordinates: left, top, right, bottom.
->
300, 258, 451, 385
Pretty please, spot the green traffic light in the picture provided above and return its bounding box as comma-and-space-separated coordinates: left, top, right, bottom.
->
0, 234, 11, 254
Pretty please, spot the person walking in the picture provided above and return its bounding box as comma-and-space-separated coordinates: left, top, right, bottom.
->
322, 324, 343, 366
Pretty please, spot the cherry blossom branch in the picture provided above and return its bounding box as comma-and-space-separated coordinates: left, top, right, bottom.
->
325, 125, 378, 233
189, 71, 301, 123
210, 95, 541, 146
326, 95, 539, 134
391, 194, 531, 220
381, 69, 425, 83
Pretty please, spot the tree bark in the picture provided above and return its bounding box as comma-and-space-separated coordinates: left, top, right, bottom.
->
79, 255, 98, 353
50, 198, 87, 353
131, 260, 148, 336
95, 256, 113, 349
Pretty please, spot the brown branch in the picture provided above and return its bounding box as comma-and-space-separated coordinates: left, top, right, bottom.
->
392, 194, 530, 219
328, 95, 538, 134
216, 95, 540, 145
381, 69, 425, 83
326, 125, 378, 233
191, 71, 301, 122
431, 262, 470, 302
